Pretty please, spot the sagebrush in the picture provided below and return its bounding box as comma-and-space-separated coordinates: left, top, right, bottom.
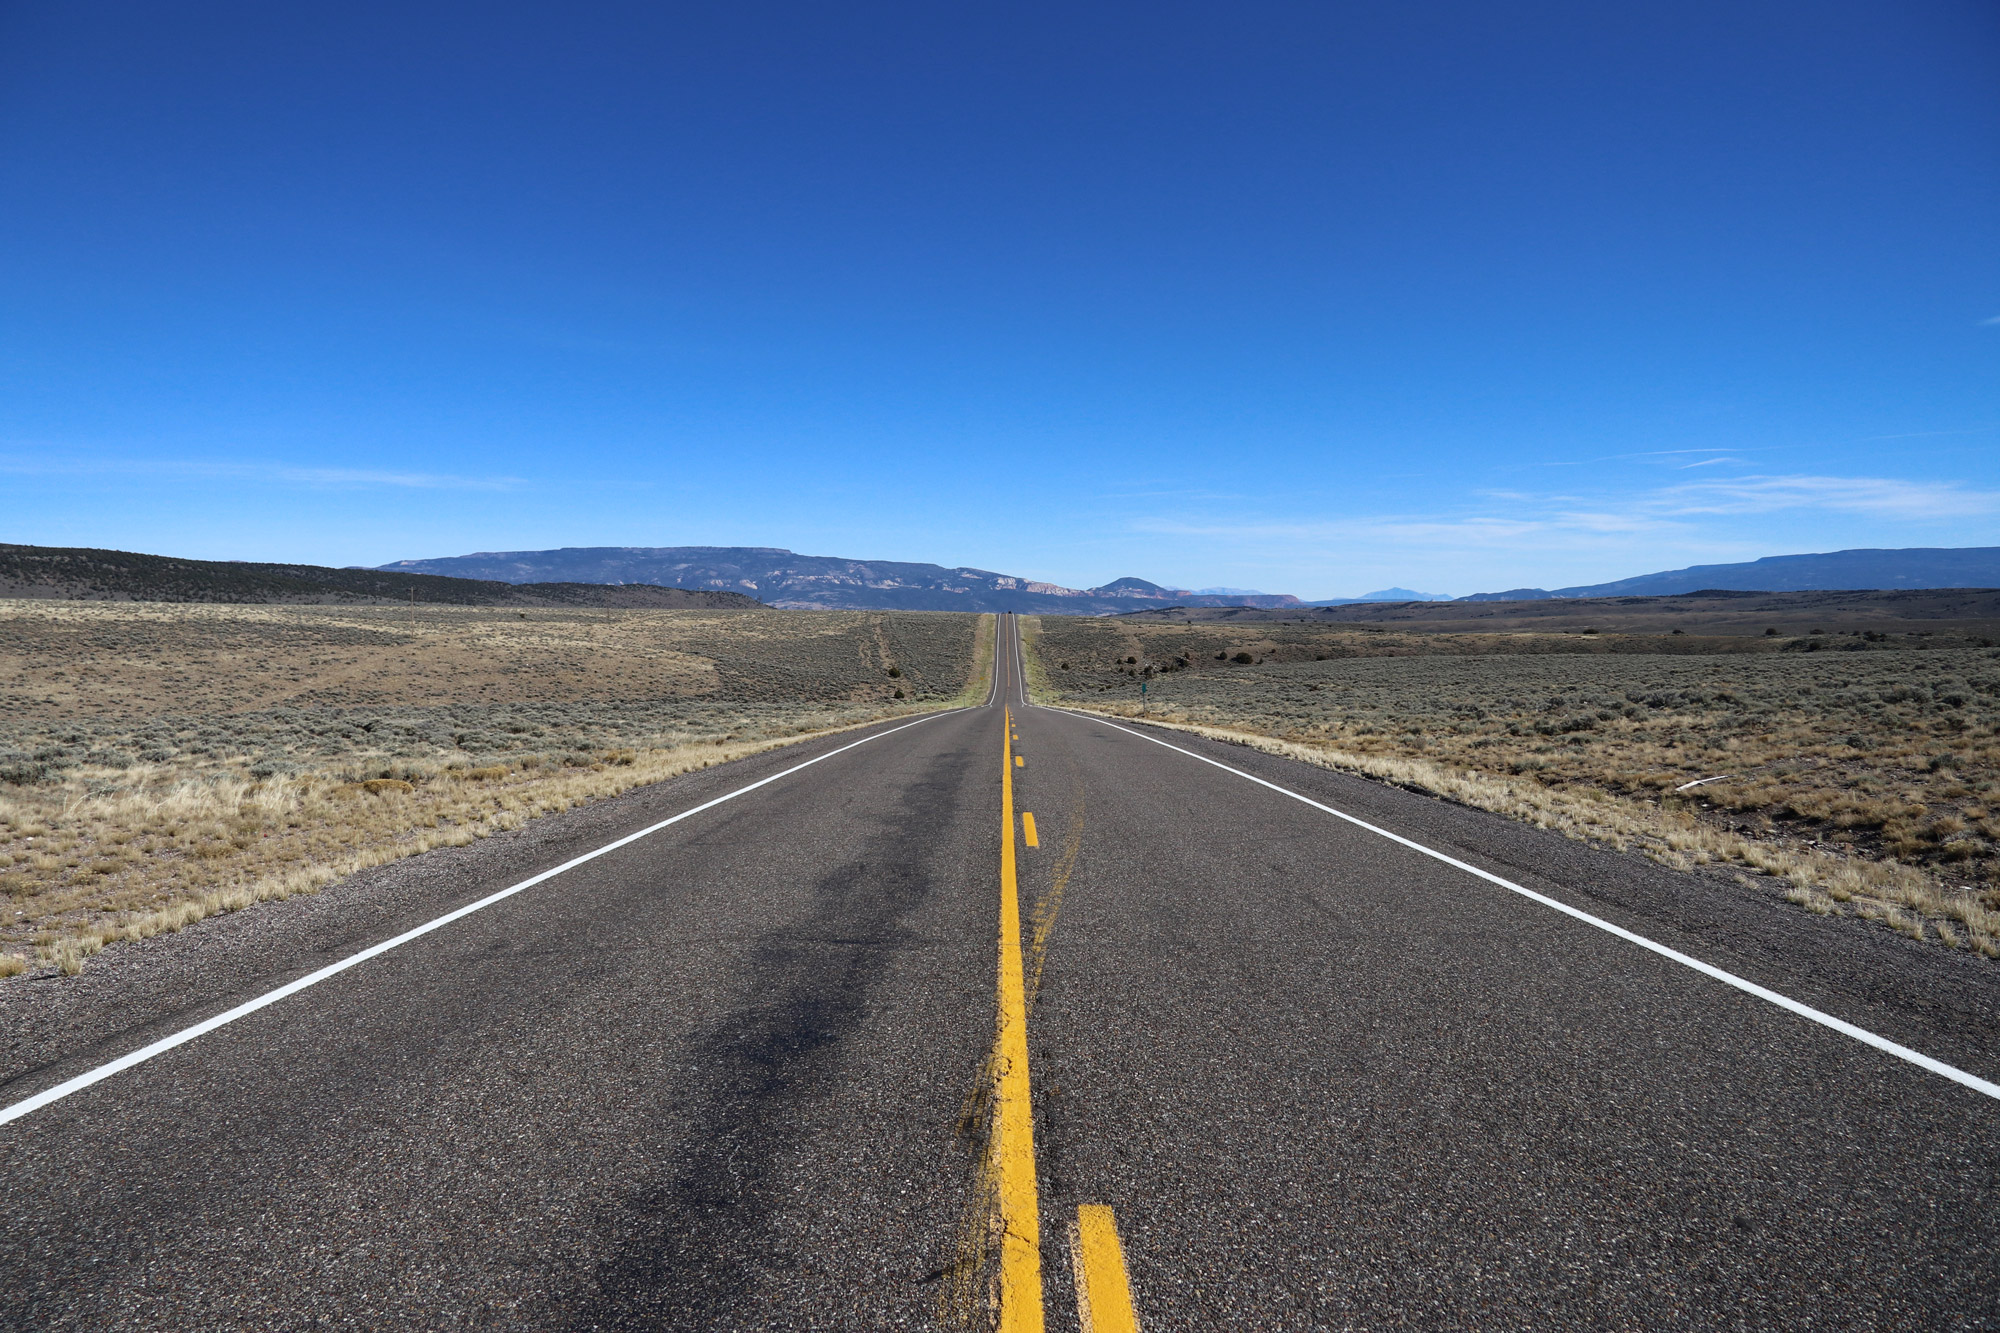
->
1027, 615, 2000, 956
0, 601, 988, 975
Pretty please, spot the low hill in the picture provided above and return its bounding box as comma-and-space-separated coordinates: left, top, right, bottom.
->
1461, 546, 2000, 601
380, 546, 1303, 613
0, 544, 761, 609
1305, 587, 1453, 606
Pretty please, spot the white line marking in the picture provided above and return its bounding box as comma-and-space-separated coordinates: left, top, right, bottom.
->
1014, 616, 1024, 707
1018, 618, 1027, 707
0, 711, 959, 1128
1004, 613, 1026, 707
984, 615, 1001, 708
1044, 708, 2000, 1102
981, 613, 1014, 710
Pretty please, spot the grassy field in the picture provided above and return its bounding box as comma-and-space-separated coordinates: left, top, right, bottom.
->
0, 601, 989, 976
1026, 614, 2000, 957
1121, 586, 2000, 638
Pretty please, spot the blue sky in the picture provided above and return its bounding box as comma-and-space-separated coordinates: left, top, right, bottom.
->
2, 1, 1996, 598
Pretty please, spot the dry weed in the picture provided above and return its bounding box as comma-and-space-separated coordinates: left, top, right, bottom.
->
1042, 695, 1995, 957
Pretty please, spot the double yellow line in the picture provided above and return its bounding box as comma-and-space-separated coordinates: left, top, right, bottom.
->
995, 706, 1042, 1329
995, 707, 1140, 1333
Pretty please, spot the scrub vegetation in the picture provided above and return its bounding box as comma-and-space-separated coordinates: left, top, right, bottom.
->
0, 600, 987, 976
1026, 614, 2000, 957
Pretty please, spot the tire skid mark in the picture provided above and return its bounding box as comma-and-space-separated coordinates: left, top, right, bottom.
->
561, 746, 970, 1329
1025, 790, 1085, 1020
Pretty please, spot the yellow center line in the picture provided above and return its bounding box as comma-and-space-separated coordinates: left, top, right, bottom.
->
1022, 811, 1039, 848
1070, 1205, 1141, 1333
1016, 754, 1025, 767
996, 706, 1044, 1331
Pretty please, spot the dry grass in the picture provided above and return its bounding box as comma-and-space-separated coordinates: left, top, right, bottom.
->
1, 601, 990, 977
954, 612, 998, 709
1024, 615, 2000, 957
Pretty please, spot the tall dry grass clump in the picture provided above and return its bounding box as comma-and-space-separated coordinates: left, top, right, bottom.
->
0, 721, 936, 977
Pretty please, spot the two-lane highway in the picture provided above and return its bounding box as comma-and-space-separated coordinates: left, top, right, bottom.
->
3, 613, 1997, 1329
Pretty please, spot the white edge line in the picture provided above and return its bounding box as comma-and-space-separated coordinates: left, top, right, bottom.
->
1043, 706, 2000, 1103
986, 613, 1002, 708
0, 710, 962, 1128
1010, 614, 1024, 707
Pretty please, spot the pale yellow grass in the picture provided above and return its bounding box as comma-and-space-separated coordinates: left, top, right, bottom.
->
7, 715, 949, 977
953, 614, 998, 708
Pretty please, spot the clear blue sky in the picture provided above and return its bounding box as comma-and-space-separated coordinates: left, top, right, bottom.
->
3, 2, 1996, 598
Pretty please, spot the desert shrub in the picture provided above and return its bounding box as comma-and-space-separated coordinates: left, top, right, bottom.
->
0, 755, 53, 786
1030, 614, 2000, 898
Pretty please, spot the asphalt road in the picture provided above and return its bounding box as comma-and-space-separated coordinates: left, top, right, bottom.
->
3, 613, 1997, 1330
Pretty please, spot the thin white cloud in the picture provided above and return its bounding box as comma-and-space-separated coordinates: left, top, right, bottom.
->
1115, 463, 2000, 600
1651, 473, 2000, 519
1981, 315, 2000, 326
1099, 486, 1250, 503
1130, 472, 2000, 570
1863, 425, 2000, 441
263, 465, 519, 490
1133, 512, 1674, 549
1530, 445, 1768, 469
0, 452, 521, 491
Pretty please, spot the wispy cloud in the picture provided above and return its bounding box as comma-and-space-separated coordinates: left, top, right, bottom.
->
1863, 425, 2000, 441
1530, 445, 1771, 470
1099, 486, 1250, 503
1650, 473, 2000, 519
1134, 511, 1674, 549
0, 452, 521, 491
1981, 316, 2000, 327
1131, 472, 2000, 557
1121, 467, 2000, 599
259, 465, 520, 490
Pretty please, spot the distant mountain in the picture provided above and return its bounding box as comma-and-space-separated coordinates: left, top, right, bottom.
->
0, 544, 762, 608
1459, 547, 2000, 602
379, 547, 1305, 613
1088, 577, 1179, 600
1304, 587, 1454, 606
1461, 588, 1561, 602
